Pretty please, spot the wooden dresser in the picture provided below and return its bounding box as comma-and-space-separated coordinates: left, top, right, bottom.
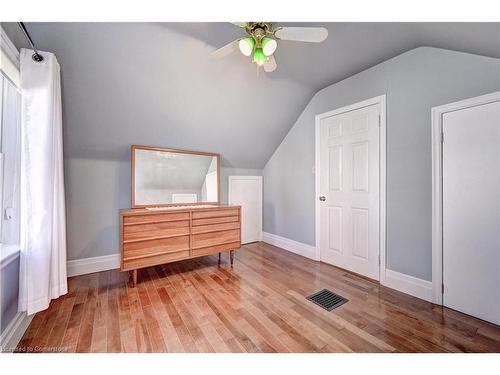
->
119, 205, 241, 287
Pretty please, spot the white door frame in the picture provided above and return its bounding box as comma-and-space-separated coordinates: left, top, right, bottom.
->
315, 95, 387, 281
228, 175, 263, 242
431, 91, 500, 305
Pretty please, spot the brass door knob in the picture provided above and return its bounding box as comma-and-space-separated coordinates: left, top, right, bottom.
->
319, 196, 326, 201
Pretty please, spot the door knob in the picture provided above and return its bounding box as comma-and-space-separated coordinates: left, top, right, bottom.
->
319, 196, 326, 201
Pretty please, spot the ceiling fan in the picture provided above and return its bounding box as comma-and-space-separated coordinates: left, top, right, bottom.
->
212, 22, 328, 72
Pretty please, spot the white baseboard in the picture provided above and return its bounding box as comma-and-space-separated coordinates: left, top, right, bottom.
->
262, 232, 317, 260
381, 268, 434, 303
67, 253, 120, 277
0, 311, 34, 353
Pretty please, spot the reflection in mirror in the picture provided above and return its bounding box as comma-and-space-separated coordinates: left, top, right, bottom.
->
133, 147, 219, 206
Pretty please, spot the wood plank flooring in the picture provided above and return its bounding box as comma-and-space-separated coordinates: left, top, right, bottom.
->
15, 242, 500, 353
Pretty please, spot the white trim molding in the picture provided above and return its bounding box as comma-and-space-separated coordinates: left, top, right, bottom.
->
0, 312, 33, 353
0, 26, 20, 87
262, 232, 316, 260
431, 91, 500, 305
67, 253, 120, 277
0, 26, 20, 67
382, 269, 434, 303
315, 95, 387, 277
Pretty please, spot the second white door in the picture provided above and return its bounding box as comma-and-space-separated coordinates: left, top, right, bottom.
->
319, 103, 381, 280
228, 176, 262, 244
442, 98, 500, 325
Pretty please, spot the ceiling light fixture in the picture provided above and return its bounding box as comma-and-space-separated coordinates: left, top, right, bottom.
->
212, 23, 329, 73
238, 37, 255, 56
261, 37, 277, 56
252, 48, 267, 66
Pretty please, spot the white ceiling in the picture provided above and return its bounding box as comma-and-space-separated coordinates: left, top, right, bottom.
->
2, 22, 500, 168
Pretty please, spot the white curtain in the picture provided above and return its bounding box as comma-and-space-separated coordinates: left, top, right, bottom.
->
18, 48, 67, 315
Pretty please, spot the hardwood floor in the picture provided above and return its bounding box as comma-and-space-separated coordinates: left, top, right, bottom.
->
15, 242, 500, 353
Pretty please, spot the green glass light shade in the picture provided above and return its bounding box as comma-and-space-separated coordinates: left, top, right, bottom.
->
252, 48, 267, 66
261, 37, 277, 56
238, 37, 255, 57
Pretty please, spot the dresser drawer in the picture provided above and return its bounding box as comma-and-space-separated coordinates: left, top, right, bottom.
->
122, 250, 190, 271
123, 235, 190, 259
123, 212, 189, 225
191, 242, 240, 258
123, 220, 190, 242
191, 208, 239, 220
192, 215, 239, 226
192, 229, 240, 249
191, 221, 240, 234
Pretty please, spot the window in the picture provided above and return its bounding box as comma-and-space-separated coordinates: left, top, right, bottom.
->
0, 31, 21, 247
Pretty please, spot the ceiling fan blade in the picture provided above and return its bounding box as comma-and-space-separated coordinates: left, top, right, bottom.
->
263, 55, 277, 73
211, 40, 239, 59
274, 27, 328, 43
231, 22, 247, 28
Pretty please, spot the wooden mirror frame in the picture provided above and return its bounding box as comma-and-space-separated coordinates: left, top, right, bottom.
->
131, 145, 221, 208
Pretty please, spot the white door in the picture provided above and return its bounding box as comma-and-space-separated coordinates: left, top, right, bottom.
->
442, 99, 500, 325
319, 103, 380, 280
204, 171, 218, 202
228, 176, 262, 244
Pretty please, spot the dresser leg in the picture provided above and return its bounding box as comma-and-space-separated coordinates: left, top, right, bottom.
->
129, 269, 137, 288
230, 250, 234, 266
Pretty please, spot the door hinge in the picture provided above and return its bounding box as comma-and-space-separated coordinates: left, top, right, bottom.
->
442, 283, 445, 294
378, 114, 381, 127
378, 255, 381, 265
441, 132, 444, 144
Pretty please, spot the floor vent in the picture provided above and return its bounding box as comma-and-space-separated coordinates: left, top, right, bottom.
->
306, 289, 348, 311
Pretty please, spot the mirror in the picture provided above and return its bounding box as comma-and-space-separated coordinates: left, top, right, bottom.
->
132, 145, 220, 207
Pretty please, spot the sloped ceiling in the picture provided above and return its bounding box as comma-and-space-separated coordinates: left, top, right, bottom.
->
2, 22, 500, 168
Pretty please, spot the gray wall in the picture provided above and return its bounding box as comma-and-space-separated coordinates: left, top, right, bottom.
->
2, 22, 313, 168
3, 23, 499, 269
1, 256, 19, 335
263, 47, 500, 281
65, 157, 129, 260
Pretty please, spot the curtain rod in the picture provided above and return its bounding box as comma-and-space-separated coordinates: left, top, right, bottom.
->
17, 22, 44, 62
